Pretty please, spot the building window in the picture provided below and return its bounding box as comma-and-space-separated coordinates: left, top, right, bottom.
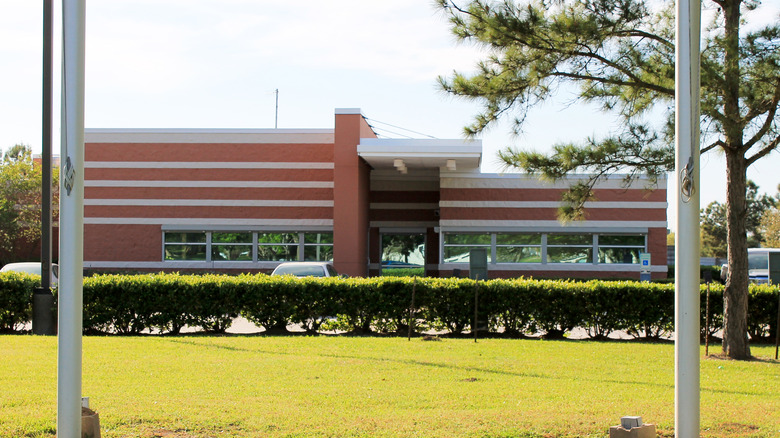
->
597, 235, 645, 264
443, 233, 491, 263
163, 231, 334, 263
304, 233, 334, 261
212, 232, 253, 261
495, 234, 542, 263
164, 232, 207, 261
441, 232, 646, 265
257, 233, 299, 261
546, 234, 593, 264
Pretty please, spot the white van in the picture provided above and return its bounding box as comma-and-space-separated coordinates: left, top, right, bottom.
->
721, 248, 780, 284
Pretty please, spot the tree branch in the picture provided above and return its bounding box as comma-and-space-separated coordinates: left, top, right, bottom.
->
746, 134, 780, 167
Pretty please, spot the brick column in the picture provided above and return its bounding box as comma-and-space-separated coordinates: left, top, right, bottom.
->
333, 109, 375, 277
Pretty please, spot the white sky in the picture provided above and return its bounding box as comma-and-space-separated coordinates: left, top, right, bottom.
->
1, 0, 778, 231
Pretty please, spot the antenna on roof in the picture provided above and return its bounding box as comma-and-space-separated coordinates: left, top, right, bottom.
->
274, 89, 279, 129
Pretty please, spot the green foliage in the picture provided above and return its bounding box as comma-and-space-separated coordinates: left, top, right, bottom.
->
759, 207, 780, 247
436, 0, 780, 358
0, 271, 40, 332
2, 273, 778, 341
380, 267, 425, 277
700, 181, 776, 257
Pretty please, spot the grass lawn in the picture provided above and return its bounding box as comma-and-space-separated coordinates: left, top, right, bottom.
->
0, 336, 777, 438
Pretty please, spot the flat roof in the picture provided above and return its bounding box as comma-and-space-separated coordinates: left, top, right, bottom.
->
357, 138, 482, 170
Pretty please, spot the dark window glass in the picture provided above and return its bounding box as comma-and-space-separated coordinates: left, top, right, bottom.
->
496, 247, 542, 263
258, 233, 298, 244
304, 245, 333, 262
598, 248, 640, 264
547, 234, 592, 245
599, 235, 645, 246
444, 233, 491, 245
164, 244, 207, 261
496, 234, 541, 245
304, 233, 333, 244
257, 244, 298, 261
164, 232, 206, 243
547, 247, 593, 263
444, 246, 492, 263
212, 232, 252, 244
212, 245, 253, 261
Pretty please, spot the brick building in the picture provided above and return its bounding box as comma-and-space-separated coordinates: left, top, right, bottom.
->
83, 108, 667, 279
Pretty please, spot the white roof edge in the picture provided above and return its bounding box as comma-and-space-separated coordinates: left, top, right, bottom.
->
335, 108, 363, 115
85, 129, 336, 144
449, 171, 668, 182
359, 138, 481, 147
85, 128, 333, 134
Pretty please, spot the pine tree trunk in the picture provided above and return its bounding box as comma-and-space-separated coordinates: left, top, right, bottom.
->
722, 150, 751, 359
720, 0, 751, 360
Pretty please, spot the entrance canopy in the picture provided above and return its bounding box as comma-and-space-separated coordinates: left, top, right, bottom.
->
357, 138, 482, 171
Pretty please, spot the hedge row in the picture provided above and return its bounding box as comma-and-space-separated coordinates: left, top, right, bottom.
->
1, 272, 778, 340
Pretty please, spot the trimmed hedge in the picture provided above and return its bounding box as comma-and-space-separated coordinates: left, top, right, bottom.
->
0, 272, 777, 340
0, 271, 41, 332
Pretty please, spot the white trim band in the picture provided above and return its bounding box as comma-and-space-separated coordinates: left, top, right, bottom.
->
85, 129, 334, 144
440, 201, 667, 209
85, 199, 334, 207
84, 218, 334, 226
85, 161, 334, 169
440, 220, 667, 228
441, 175, 666, 190
85, 180, 334, 188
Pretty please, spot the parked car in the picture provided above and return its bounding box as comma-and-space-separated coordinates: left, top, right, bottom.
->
0, 262, 59, 286
271, 262, 339, 277
720, 248, 780, 284
381, 260, 423, 269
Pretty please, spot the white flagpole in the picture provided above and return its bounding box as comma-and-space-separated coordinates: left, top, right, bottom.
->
674, 0, 701, 436
58, 0, 86, 437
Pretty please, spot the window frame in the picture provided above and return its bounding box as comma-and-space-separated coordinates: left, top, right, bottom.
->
441, 232, 648, 265
162, 230, 334, 263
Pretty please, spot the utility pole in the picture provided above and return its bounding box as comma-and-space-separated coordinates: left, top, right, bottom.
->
274, 88, 279, 129
41, 0, 53, 294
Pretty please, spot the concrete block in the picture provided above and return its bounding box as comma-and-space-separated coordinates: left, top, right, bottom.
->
609, 424, 656, 438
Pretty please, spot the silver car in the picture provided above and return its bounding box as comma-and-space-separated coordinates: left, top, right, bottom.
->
0, 262, 59, 286
271, 262, 339, 277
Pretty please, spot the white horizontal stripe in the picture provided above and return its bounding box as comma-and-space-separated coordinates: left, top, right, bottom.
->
85, 161, 334, 169
84, 261, 282, 270
442, 175, 666, 190
440, 220, 667, 228
85, 199, 333, 207
85, 218, 333, 226
370, 203, 439, 210
439, 263, 668, 272
370, 221, 439, 228
85, 129, 334, 144
440, 201, 667, 209
85, 180, 333, 188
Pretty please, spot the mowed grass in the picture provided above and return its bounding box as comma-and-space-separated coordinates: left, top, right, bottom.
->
0, 336, 778, 438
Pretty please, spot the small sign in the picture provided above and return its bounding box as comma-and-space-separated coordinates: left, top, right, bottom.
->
639, 253, 651, 273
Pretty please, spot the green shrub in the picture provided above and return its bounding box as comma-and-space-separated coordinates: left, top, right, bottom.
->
3, 272, 776, 341
0, 272, 40, 333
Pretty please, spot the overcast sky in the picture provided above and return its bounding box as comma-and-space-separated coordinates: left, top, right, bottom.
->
1, 0, 779, 230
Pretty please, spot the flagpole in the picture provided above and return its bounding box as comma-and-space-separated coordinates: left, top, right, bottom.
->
58, 0, 86, 436
674, 0, 701, 436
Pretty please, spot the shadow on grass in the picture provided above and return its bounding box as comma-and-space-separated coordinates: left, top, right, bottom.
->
161, 337, 775, 398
